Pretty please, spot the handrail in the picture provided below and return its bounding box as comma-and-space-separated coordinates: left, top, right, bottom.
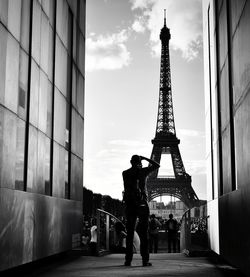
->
180, 204, 208, 254
96, 209, 125, 254
97, 209, 123, 224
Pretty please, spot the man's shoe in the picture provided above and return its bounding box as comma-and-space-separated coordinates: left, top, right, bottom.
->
124, 261, 131, 266
142, 262, 152, 267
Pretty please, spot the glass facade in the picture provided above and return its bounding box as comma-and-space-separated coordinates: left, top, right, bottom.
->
204, 0, 240, 198
0, 0, 85, 271
203, 2, 250, 275
0, 0, 84, 201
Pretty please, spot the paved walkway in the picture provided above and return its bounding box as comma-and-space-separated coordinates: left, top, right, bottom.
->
7, 252, 245, 277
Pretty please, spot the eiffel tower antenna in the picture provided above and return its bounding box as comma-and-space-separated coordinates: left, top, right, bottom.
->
164, 9, 166, 26
147, 11, 199, 209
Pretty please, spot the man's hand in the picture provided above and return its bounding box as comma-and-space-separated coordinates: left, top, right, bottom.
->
139, 156, 160, 168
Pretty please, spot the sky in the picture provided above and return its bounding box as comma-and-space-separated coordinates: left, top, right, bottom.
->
84, 0, 206, 202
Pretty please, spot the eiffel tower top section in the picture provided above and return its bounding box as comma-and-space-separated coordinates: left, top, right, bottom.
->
154, 10, 176, 142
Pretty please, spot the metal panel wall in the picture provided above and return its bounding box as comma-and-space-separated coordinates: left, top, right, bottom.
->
0, 0, 85, 271
0, 188, 82, 271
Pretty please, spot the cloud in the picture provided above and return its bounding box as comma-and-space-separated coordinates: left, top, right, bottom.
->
130, 0, 203, 60
86, 30, 131, 72
185, 160, 206, 175
178, 129, 205, 138
132, 16, 146, 33
130, 0, 155, 10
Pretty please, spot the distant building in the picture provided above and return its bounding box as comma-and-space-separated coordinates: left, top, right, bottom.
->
149, 200, 157, 210
0, 0, 85, 271
203, 1, 250, 276
149, 200, 187, 220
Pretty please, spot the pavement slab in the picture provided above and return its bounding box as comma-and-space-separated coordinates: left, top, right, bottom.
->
4, 252, 245, 277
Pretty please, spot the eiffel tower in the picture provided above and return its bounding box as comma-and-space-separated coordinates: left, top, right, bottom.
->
147, 11, 199, 209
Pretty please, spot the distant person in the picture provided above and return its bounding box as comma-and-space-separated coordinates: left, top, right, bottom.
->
113, 221, 140, 254
149, 214, 162, 253
165, 214, 178, 253
114, 221, 127, 253
122, 155, 160, 266
90, 223, 98, 256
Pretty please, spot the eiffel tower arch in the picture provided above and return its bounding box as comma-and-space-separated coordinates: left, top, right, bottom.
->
147, 11, 199, 209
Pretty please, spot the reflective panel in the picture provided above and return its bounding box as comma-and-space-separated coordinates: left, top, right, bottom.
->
18, 49, 29, 120
218, 1, 228, 68
219, 60, 230, 131
67, 0, 77, 15
72, 19, 77, 62
40, 12, 49, 75
0, 24, 8, 106
79, 0, 86, 36
20, 0, 31, 52
77, 31, 85, 76
54, 88, 66, 146
53, 142, 66, 198
30, 60, 39, 128
45, 137, 51, 195
234, 91, 250, 190
0, 107, 17, 189
230, 0, 246, 35
0, 1, 8, 25
5, 33, 19, 114
42, 0, 55, 26
66, 10, 73, 101
7, 0, 21, 41
56, 0, 68, 49
15, 118, 25, 191
65, 150, 69, 198
55, 36, 67, 97
37, 131, 47, 194
47, 25, 54, 82
27, 126, 38, 192
71, 108, 83, 159
46, 81, 53, 137
222, 128, 233, 194
65, 103, 70, 150
32, 0, 41, 64
70, 154, 83, 201
72, 64, 77, 108
76, 72, 84, 117
41, 0, 50, 20
38, 70, 48, 133
232, 1, 250, 105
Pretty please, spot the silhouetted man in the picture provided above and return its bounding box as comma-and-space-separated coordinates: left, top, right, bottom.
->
122, 155, 160, 266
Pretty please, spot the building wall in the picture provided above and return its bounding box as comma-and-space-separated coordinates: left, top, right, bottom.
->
203, 0, 250, 275
0, 0, 85, 271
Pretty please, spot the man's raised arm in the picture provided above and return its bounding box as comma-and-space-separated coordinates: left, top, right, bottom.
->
140, 156, 160, 169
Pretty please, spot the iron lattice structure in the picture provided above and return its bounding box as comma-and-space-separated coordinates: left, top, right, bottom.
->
147, 12, 199, 209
